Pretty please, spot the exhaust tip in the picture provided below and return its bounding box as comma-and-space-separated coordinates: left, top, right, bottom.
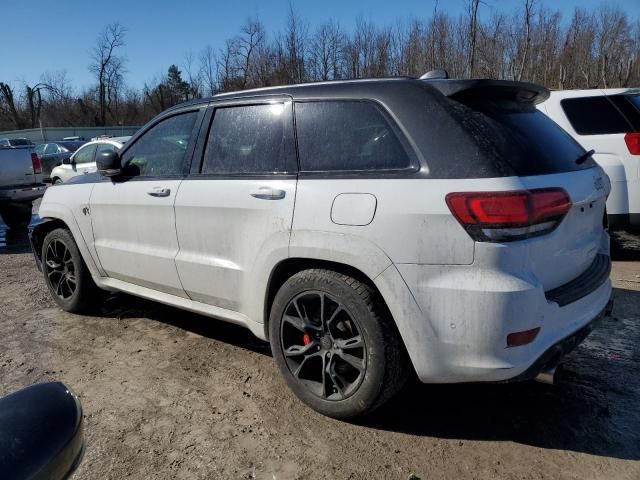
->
535, 366, 556, 385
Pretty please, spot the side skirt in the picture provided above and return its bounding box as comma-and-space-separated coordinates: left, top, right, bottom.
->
96, 277, 266, 340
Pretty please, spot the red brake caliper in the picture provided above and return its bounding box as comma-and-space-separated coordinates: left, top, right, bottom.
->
302, 333, 311, 346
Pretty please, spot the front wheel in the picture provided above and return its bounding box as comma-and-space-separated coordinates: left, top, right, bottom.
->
0, 204, 32, 229
269, 269, 409, 419
41, 228, 101, 313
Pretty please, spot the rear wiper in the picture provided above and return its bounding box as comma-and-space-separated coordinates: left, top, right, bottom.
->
575, 149, 595, 165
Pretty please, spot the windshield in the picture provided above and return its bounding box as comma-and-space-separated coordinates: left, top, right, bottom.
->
59, 141, 84, 152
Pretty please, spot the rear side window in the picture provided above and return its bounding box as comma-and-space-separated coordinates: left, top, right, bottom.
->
561, 96, 631, 135
295, 101, 414, 172
202, 103, 295, 175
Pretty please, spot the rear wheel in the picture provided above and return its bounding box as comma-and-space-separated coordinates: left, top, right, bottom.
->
269, 269, 409, 419
53, 178, 62, 185
0, 204, 32, 229
41, 228, 101, 313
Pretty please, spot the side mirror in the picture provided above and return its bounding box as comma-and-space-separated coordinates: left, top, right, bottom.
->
0, 382, 84, 480
97, 150, 122, 177
62, 157, 72, 165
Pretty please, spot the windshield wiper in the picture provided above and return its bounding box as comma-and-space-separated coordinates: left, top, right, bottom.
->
575, 149, 595, 165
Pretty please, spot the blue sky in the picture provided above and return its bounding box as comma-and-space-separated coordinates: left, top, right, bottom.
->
2, 0, 638, 90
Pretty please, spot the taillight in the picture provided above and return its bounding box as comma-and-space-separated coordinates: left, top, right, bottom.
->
624, 132, 640, 155
446, 188, 571, 242
31, 153, 42, 174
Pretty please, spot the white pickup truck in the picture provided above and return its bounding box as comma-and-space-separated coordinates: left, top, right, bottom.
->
0, 143, 46, 228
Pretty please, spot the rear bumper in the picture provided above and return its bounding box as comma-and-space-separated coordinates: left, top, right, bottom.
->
507, 298, 613, 382
386, 251, 613, 384
0, 184, 46, 204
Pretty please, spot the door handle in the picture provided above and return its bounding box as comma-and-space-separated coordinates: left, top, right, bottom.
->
147, 187, 171, 197
250, 187, 286, 200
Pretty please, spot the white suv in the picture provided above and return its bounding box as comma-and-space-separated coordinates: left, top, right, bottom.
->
539, 88, 640, 232
50, 137, 130, 184
30, 77, 613, 419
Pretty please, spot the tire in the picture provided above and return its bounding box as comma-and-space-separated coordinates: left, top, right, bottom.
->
41, 228, 101, 313
53, 178, 62, 185
269, 269, 409, 419
0, 204, 32, 229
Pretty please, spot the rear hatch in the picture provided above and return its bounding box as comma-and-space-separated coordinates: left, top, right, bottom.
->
0, 146, 40, 188
557, 90, 640, 197
430, 79, 608, 290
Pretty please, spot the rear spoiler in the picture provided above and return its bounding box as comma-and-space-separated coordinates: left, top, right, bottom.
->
423, 79, 550, 106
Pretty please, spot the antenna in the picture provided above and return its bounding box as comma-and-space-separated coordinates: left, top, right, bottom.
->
419, 69, 450, 80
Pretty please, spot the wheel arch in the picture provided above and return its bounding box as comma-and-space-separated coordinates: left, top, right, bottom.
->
30, 218, 71, 268
30, 202, 105, 282
263, 258, 390, 341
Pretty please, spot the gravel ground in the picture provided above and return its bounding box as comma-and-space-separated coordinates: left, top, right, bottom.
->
1, 217, 639, 479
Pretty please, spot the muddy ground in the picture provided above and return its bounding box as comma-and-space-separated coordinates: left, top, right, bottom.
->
1, 214, 639, 479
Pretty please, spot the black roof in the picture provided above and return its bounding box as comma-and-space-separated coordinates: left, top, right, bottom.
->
167, 77, 549, 113
141, 76, 566, 181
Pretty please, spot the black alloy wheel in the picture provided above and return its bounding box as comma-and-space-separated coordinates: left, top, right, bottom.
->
280, 291, 366, 401
44, 239, 77, 300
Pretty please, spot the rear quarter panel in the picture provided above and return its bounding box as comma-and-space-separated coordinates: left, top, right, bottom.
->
291, 178, 478, 268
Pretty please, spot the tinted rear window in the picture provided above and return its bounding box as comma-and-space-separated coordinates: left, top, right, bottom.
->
561, 96, 631, 135
295, 101, 414, 172
626, 94, 640, 110
8, 139, 32, 146
485, 110, 595, 175
446, 93, 595, 177
609, 94, 640, 131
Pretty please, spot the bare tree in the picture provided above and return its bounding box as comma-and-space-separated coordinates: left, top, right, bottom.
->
283, 3, 308, 83
183, 50, 203, 98
596, 5, 633, 88
0, 82, 25, 129
4, 2, 640, 132
89, 23, 126, 126
466, 0, 481, 77
516, 0, 535, 81
236, 17, 266, 88
199, 45, 219, 95
309, 20, 345, 81
24, 82, 61, 128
